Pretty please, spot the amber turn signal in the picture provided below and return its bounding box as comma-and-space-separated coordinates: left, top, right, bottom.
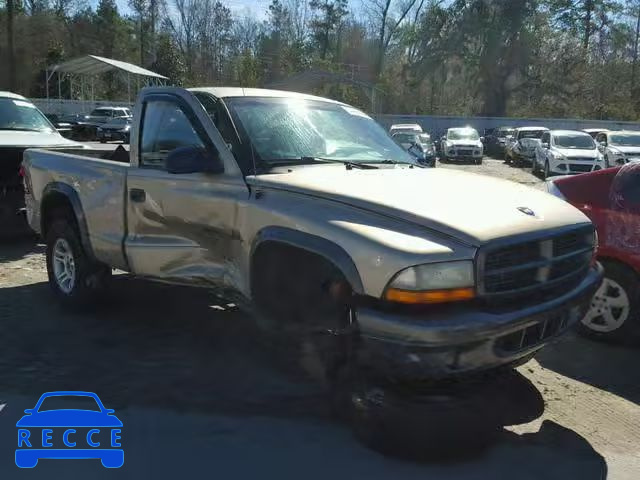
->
385, 287, 475, 305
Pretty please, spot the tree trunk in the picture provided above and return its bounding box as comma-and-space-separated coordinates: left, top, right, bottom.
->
583, 0, 593, 50
376, 0, 391, 78
632, 4, 640, 99
7, 0, 17, 91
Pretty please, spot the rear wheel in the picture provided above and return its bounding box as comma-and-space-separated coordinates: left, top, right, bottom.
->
45, 216, 111, 308
579, 261, 640, 344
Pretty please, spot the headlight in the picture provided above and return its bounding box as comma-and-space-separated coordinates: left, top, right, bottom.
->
557, 163, 567, 171
448, 149, 455, 154
97, 127, 103, 132
384, 261, 475, 305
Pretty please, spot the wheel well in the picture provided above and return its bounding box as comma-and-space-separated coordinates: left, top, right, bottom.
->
597, 256, 640, 280
41, 192, 77, 239
250, 242, 350, 302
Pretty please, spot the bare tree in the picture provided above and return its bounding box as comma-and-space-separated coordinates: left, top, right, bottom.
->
366, 0, 419, 77
169, 0, 200, 78
7, 0, 17, 91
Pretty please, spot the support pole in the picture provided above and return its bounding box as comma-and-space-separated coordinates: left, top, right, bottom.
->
128, 72, 131, 104
45, 69, 49, 101
57, 72, 61, 100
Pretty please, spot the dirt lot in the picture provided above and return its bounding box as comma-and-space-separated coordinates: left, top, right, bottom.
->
0, 157, 638, 479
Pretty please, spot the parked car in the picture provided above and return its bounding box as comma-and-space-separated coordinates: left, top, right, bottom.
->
0, 91, 86, 234
389, 123, 422, 135
583, 128, 609, 139
546, 164, 640, 343
44, 114, 74, 138
533, 129, 605, 178
391, 131, 436, 167
595, 130, 640, 167
440, 127, 484, 164
97, 117, 132, 144
23, 87, 601, 414
484, 126, 516, 156
72, 107, 132, 141
505, 126, 549, 166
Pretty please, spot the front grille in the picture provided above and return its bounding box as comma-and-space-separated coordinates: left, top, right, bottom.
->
569, 164, 593, 173
480, 226, 594, 305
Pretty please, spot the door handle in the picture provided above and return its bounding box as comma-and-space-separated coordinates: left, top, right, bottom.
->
130, 188, 146, 203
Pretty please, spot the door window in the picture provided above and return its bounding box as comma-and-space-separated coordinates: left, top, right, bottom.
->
140, 100, 206, 169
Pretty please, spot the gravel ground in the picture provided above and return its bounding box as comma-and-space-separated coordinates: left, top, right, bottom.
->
0, 155, 638, 479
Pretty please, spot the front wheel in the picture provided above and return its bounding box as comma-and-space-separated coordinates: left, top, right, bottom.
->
475, 157, 483, 165
579, 261, 639, 344
543, 160, 551, 179
46, 217, 111, 308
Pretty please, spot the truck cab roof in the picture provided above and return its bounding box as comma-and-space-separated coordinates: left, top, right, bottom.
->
0, 91, 28, 101
189, 87, 346, 105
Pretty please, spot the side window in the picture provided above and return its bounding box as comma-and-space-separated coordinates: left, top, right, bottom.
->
140, 100, 206, 169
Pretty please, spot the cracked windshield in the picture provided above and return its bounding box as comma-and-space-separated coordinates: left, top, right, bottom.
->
0, 0, 638, 478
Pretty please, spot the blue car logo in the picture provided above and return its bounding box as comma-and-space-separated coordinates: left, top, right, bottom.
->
15, 391, 123, 468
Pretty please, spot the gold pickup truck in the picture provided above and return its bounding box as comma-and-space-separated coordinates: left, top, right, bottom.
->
22, 86, 602, 384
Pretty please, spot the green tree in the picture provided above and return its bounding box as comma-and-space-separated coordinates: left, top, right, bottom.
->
309, 0, 348, 60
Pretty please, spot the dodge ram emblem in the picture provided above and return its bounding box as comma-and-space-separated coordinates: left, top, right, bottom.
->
517, 207, 536, 216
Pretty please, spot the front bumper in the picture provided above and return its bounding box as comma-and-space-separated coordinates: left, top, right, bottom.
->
355, 264, 602, 379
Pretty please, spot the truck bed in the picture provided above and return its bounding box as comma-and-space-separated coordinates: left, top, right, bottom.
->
23, 148, 130, 270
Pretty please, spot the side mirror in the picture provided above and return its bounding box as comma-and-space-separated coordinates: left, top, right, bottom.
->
541, 142, 549, 149
480, 136, 485, 142
104, 409, 115, 414
24, 409, 34, 414
166, 146, 224, 174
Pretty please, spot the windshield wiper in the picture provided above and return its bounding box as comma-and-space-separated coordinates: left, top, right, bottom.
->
375, 159, 423, 168
300, 156, 379, 169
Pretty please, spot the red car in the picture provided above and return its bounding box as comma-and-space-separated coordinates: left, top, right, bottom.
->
547, 164, 640, 343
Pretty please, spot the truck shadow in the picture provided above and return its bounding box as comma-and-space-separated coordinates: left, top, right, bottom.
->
535, 332, 640, 405
0, 237, 43, 263
0, 277, 607, 477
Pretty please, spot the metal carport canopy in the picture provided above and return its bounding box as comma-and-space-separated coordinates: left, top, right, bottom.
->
52, 54, 167, 79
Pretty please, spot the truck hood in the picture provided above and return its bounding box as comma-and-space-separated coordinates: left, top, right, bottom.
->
0, 130, 82, 148
249, 166, 590, 246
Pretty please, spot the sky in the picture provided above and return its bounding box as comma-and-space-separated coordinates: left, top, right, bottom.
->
112, 0, 272, 19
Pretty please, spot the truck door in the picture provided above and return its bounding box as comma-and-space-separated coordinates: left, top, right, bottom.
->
125, 92, 248, 290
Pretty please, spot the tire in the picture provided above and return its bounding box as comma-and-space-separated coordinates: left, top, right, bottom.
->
544, 160, 551, 179
99, 139, 106, 144
605, 154, 610, 168
504, 152, 511, 165
475, 157, 483, 165
532, 158, 539, 175
578, 261, 640, 344
252, 247, 353, 384
45, 217, 111, 308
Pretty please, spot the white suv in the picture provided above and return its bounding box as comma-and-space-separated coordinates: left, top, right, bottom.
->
595, 130, 640, 167
440, 127, 483, 164
534, 130, 604, 178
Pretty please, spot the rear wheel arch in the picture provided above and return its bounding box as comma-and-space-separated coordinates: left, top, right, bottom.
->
40, 183, 96, 262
